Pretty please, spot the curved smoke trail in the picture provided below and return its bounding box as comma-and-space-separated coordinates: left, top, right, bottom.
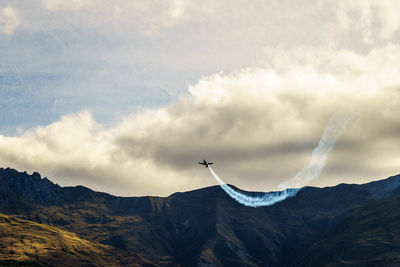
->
208, 113, 353, 208
209, 166, 300, 207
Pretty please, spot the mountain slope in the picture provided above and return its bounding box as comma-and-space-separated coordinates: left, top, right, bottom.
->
1, 167, 400, 266
295, 197, 400, 266
0, 214, 151, 267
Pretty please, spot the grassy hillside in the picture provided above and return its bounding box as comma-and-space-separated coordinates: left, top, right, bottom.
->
0, 214, 151, 267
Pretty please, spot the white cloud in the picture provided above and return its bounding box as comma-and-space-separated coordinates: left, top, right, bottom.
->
0, 46, 400, 196
335, 0, 400, 43
169, 0, 188, 19
39, 0, 190, 35
2, 1, 400, 196
41, 0, 89, 11
0, 111, 191, 196
0, 5, 20, 35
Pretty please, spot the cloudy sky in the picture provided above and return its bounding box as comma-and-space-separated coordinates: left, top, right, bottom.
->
0, 0, 399, 196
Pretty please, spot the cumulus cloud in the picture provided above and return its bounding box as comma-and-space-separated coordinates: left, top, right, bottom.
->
0, 111, 191, 196
0, 45, 399, 196
0, 5, 20, 35
335, 0, 400, 43
2, 0, 400, 196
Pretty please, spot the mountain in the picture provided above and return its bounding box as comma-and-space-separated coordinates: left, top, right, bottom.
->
1, 167, 400, 266
0, 213, 149, 267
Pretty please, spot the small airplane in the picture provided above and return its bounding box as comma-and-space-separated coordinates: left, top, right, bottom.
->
198, 160, 213, 168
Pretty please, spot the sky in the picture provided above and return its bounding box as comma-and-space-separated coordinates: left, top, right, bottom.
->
0, 0, 400, 196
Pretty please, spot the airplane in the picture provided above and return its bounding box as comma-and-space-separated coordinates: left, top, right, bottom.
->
198, 160, 213, 168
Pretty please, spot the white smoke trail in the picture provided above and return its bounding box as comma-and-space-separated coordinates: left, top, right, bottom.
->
208, 112, 353, 208
209, 166, 300, 207
277, 113, 353, 189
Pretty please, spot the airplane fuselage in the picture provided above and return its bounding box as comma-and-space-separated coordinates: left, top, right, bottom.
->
198, 160, 213, 168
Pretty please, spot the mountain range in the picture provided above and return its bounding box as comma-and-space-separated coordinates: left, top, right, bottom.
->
1, 167, 400, 266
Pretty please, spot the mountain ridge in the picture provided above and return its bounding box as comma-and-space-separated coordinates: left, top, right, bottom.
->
1, 167, 400, 266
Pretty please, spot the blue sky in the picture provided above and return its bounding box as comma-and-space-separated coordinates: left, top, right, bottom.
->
0, 25, 196, 133
0, 0, 364, 133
